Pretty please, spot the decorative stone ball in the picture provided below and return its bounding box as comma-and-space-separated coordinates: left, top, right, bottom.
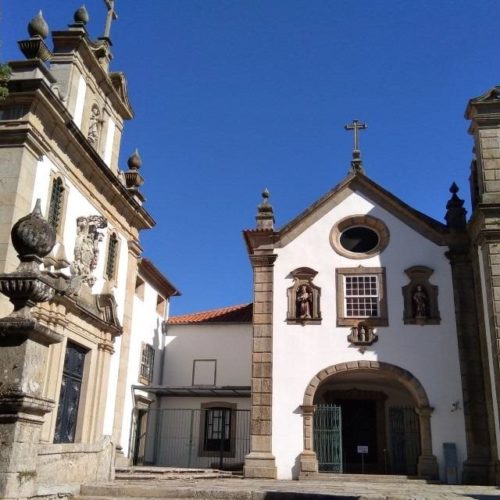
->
28, 11, 49, 40
11, 200, 56, 260
127, 149, 142, 170
74, 5, 90, 25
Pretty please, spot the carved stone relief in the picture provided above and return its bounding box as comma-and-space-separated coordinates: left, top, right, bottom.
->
70, 215, 107, 287
347, 322, 378, 348
287, 267, 321, 324
402, 266, 440, 325
87, 104, 101, 146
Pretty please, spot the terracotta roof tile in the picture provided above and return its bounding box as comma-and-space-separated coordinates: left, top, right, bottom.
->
168, 303, 253, 325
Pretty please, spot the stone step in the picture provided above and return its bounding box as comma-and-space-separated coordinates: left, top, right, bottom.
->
300, 473, 438, 484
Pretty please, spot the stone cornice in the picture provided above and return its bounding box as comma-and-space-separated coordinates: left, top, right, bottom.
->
0, 75, 155, 232
139, 258, 181, 298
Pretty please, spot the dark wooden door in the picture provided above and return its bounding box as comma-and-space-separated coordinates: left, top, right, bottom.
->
54, 342, 87, 443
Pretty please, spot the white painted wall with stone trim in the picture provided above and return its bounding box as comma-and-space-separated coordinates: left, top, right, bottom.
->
271, 190, 467, 480
162, 324, 252, 386
31, 154, 132, 442
120, 279, 168, 456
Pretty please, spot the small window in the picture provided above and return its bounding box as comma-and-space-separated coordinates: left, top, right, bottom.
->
139, 343, 155, 384
203, 407, 231, 452
336, 267, 388, 327
198, 402, 236, 458
345, 275, 379, 317
48, 177, 66, 234
105, 232, 119, 281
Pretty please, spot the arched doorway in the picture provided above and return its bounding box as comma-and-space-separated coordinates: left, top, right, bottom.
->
299, 361, 438, 478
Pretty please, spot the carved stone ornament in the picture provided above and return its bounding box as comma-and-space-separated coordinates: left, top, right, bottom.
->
347, 322, 378, 347
286, 267, 321, 325
0, 200, 58, 320
70, 215, 107, 287
402, 266, 440, 325
87, 104, 101, 146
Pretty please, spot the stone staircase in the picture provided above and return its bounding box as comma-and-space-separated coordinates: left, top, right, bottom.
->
74, 468, 500, 499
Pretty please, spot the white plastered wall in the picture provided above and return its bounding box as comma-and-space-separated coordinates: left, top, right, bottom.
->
271, 190, 467, 480
31, 155, 131, 441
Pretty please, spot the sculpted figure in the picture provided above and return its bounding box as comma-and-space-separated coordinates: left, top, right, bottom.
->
297, 284, 312, 319
88, 105, 101, 145
413, 285, 428, 318
70, 215, 107, 286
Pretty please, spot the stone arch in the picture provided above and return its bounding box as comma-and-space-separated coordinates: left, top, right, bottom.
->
299, 361, 438, 479
303, 360, 429, 407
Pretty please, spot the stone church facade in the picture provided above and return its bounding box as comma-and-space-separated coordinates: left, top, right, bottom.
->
0, 8, 178, 499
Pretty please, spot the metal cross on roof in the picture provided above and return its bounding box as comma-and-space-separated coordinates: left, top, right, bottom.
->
344, 119, 367, 174
103, 0, 118, 39
344, 119, 367, 153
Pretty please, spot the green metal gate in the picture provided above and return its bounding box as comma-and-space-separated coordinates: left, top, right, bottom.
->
314, 404, 343, 473
389, 406, 420, 475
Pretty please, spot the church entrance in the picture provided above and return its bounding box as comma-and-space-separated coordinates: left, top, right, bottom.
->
306, 363, 429, 476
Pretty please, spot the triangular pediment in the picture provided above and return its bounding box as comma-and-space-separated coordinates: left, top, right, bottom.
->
276, 173, 447, 248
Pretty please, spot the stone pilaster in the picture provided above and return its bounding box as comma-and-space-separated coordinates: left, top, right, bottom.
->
446, 244, 492, 484
466, 90, 500, 484
244, 252, 277, 479
415, 406, 439, 479
298, 405, 318, 477
111, 238, 142, 463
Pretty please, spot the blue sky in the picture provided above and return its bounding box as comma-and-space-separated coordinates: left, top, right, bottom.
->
2, 1, 499, 314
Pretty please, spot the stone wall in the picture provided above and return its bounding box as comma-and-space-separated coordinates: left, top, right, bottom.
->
36, 436, 114, 496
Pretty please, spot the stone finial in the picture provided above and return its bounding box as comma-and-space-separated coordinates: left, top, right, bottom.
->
445, 182, 467, 229
74, 5, 90, 25
0, 201, 57, 318
123, 149, 145, 204
11, 199, 56, 270
127, 149, 142, 170
256, 188, 275, 230
19, 11, 52, 61
28, 11, 49, 39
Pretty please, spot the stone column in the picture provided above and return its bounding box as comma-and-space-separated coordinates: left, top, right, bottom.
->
0, 201, 63, 499
416, 406, 439, 479
244, 253, 277, 479
299, 405, 318, 477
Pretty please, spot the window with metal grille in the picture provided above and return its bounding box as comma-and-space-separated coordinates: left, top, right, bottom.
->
139, 343, 155, 384
48, 177, 65, 232
203, 407, 232, 452
345, 275, 379, 317
105, 233, 119, 280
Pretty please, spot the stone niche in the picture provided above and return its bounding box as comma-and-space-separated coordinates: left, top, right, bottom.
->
402, 266, 440, 325
286, 267, 321, 325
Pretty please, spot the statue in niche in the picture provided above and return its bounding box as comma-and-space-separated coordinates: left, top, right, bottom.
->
70, 215, 107, 286
412, 285, 428, 318
348, 322, 378, 346
296, 284, 313, 319
87, 104, 101, 145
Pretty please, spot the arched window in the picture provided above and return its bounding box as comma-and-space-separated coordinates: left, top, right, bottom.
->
105, 232, 119, 282
47, 176, 66, 234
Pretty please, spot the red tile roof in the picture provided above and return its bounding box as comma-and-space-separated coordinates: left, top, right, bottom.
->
168, 303, 253, 325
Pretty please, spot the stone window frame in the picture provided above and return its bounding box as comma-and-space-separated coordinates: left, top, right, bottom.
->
104, 230, 120, 285
46, 172, 69, 239
336, 266, 388, 327
402, 266, 440, 325
198, 402, 237, 458
286, 267, 322, 325
330, 215, 390, 259
138, 342, 155, 385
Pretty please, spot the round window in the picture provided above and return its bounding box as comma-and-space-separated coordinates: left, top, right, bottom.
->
330, 215, 389, 259
340, 226, 379, 253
